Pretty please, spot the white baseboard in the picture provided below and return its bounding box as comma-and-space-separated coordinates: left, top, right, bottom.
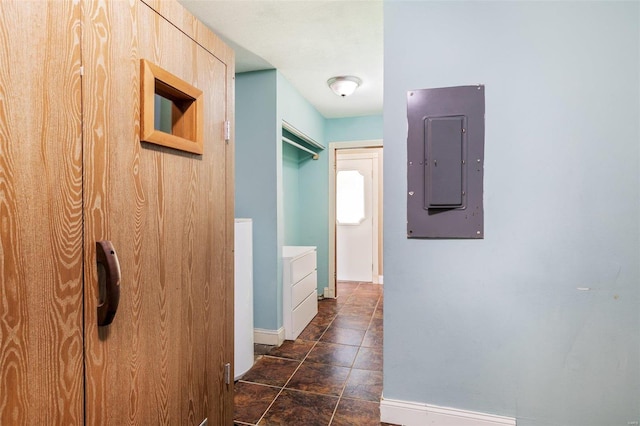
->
378, 275, 384, 284
380, 398, 516, 426
253, 328, 285, 346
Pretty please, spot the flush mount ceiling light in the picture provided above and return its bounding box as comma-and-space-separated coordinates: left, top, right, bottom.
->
327, 76, 362, 97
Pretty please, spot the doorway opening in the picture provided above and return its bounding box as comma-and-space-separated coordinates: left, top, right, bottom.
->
328, 140, 383, 299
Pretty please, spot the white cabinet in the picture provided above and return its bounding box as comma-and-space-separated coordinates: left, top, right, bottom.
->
283, 246, 318, 340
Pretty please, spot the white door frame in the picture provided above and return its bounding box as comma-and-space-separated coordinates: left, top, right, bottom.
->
327, 139, 383, 299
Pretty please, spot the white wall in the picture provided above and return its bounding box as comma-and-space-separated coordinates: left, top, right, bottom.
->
383, 2, 640, 425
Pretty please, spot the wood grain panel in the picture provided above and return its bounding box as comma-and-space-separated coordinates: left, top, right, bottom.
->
140, 0, 235, 66
222, 31, 236, 426
83, 1, 233, 424
0, 1, 84, 424
81, 1, 131, 423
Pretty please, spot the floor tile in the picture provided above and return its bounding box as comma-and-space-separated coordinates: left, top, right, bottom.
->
234, 381, 280, 424
268, 339, 315, 361
355, 283, 383, 293
373, 308, 383, 319
334, 294, 352, 305
332, 314, 371, 330
243, 284, 385, 426
352, 294, 381, 302
336, 282, 359, 291
254, 344, 275, 356
346, 296, 379, 309
356, 289, 382, 297
308, 312, 336, 329
318, 300, 341, 315
305, 341, 359, 367
259, 389, 338, 426
361, 328, 383, 348
369, 317, 383, 332
330, 398, 381, 426
353, 346, 383, 371
286, 362, 350, 396
320, 324, 366, 346
241, 356, 300, 387
298, 323, 326, 341
340, 303, 375, 317
355, 288, 382, 296
342, 368, 383, 402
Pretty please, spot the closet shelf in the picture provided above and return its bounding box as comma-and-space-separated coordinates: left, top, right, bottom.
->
283, 120, 324, 149
283, 136, 319, 160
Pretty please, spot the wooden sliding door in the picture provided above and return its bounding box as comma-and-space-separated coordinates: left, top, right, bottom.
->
0, 0, 234, 424
82, 1, 234, 424
0, 1, 85, 424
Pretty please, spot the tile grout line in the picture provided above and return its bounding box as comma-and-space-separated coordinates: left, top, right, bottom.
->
243, 282, 383, 426
329, 282, 384, 425
253, 292, 344, 425
278, 283, 355, 424
329, 284, 383, 425
327, 281, 363, 426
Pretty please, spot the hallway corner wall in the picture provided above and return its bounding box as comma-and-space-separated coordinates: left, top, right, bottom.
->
383, 2, 640, 426
236, 68, 383, 334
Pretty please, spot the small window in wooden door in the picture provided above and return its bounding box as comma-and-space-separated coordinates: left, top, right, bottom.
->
140, 59, 204, 154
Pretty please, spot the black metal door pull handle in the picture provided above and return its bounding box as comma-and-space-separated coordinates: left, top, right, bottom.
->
96, 240, 121, 326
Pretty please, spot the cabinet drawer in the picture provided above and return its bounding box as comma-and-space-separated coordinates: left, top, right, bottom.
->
292, 270, 317, 308
292, 292, 318, 339
290, 250, 316, 284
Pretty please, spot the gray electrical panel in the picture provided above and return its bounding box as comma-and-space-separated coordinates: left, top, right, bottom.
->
407, 85, 485, 239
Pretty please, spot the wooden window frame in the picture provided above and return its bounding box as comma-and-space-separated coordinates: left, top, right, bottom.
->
140, 59, 203, 154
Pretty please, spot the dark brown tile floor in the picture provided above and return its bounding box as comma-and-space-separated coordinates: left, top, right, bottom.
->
234, 282, 398, 426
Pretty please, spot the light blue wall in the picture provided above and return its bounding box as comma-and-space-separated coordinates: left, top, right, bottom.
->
236, 70, 327, 331
326, 115, 383, 143
277, 73, 325, 143
282, 142, 301, 246
237, 69, 383, 330
383, 2, 640, 426
235, 70, 279, 331
299, 115, 384, 295
277, 72, 327, 298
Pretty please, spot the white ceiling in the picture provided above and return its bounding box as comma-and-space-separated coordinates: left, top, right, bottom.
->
179, 0, 383, 119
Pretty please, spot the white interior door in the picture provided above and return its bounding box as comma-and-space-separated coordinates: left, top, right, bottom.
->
336, 155, 374, 281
